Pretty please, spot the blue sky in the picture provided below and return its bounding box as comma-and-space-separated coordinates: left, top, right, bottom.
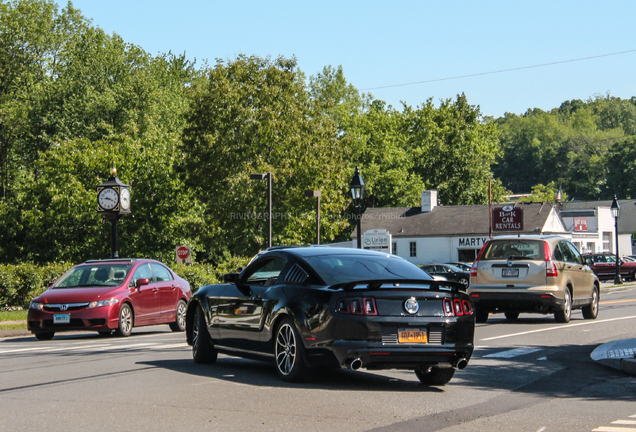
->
62, 0, 636, 118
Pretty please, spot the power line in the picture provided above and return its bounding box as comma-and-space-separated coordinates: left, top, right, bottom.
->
360, 49, 636, 91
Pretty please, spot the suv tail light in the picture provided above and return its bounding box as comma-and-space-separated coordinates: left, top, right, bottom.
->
336, 298, 378, 315
470, 242, 489, 277
544, 241, 558, 277
444, 299, 473, 316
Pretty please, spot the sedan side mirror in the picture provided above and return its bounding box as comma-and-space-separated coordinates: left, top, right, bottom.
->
223, 272, 240, 284
136, 278, 150, 288
585, 258, 593, 266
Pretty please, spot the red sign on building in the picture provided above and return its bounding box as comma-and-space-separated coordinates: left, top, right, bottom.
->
492, 205, 524, 231
574, 218, 588, 232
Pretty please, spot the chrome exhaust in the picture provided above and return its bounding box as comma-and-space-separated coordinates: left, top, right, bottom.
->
453, 357, 468, 370
346, 358, 363, 371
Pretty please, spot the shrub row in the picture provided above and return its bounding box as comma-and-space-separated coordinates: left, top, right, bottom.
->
0, 257, 250, 308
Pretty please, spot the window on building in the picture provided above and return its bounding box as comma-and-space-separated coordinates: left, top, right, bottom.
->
409, 242, 417, 257
392, 242, 397, 255
586, 242, 596, 254
602, 232, 612, 252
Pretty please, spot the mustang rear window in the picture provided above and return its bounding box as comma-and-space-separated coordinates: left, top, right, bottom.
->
482, 240, 545, 261
304, 254, 432, 286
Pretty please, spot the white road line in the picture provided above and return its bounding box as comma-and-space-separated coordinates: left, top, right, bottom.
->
481, 315, 636, 341
80, 342, 157, 351
0, 346, 50, 354
613, 420, 636, 425
592, 427, 636, 432
147, 343, 188, 350
483, 347, 542, 358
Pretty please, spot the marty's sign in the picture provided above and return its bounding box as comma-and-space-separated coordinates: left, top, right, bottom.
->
492, 205, 523, 231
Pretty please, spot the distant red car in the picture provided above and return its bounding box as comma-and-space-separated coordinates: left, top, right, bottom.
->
28, 258, 191, 340
581, 253, 636, 281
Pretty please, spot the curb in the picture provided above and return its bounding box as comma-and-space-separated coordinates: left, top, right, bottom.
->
0, 329, 31, 340
591, 338, 636, 377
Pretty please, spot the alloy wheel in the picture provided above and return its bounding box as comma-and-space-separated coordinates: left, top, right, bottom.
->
120, 306, 132, 334
276, 323, 297, 376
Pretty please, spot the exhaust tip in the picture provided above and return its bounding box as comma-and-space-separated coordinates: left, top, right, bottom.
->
455, 358, 468, 370
347, 358, 363, 371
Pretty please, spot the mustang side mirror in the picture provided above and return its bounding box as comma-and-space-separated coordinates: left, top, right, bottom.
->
136, 278, 150, 288
223, 272, 240, 284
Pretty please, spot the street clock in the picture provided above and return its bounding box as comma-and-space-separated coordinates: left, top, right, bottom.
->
96, 166, 131, 219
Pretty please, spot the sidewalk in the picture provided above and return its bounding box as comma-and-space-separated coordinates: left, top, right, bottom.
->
591, 282, 636, 376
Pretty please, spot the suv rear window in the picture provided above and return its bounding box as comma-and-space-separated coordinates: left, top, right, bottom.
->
481, 240, 545, 261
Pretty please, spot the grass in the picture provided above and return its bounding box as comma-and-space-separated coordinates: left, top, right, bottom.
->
0, 310, 28, 330
0, 310, 27, 321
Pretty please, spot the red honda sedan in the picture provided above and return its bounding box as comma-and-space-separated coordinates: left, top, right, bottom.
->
27, 258, 191, 340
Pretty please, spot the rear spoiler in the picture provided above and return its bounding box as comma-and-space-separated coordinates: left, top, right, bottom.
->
328, 279, 466, 293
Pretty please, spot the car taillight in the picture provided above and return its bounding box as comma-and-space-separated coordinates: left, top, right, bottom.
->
544, 241, 558, 277
443, 299, 473, 316
471, 242, 488, 277
336, 298, 378, 315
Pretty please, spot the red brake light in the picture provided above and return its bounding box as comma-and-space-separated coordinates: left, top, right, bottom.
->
544, 241, 558, 277
471, 242, 488, 277
337, 298, 377, 315
444, 299, 454, 316
454, 299, 464, 316
462, 300, 473, 315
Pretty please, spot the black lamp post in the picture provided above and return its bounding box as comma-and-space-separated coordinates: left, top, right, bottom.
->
305, 190, 321, 245
251, 172, 273, 248
97, 165, 131, 258
611, 195, 622, 285
349, 166, 365, 249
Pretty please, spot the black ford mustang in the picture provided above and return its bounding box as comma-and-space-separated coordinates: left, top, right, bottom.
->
185, 247, 475, 385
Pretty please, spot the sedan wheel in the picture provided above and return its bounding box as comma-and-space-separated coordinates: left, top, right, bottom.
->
169, 300, 187, 332
457, 277, 469, 288
554, 288, 572, 323
582, 286, 599, 320
35, 332, 55, 341
504, 311, 519, 320
115, 303, 133, 337
192, 306, 217, 364
415, 367, 455, 386
275, 318, 311, 382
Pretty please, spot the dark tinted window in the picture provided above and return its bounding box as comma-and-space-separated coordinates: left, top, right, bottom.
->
245, 257, 287, 286
304, 254, 432, 286
482, 240, 545, 261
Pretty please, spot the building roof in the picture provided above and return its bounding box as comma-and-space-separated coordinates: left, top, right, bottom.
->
352, 202, 567, 238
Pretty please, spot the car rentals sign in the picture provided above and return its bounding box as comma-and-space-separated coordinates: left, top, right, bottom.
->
492, 205, 523, 231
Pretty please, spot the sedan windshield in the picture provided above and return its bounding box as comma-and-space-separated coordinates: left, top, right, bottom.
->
54, 264, 132, 288
304, 254, 432, 286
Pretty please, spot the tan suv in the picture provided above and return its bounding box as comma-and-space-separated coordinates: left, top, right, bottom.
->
468, 235, 599, 323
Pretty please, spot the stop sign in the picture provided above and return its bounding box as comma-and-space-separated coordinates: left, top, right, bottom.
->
176, 246, 189, 260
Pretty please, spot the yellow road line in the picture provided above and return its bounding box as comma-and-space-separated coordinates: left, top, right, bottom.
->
600, 299, 636, 305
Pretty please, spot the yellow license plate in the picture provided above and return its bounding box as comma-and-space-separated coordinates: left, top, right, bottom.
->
398, 329, 427, 344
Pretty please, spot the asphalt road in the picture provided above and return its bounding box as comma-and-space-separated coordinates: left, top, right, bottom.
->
1, 286, 635, 432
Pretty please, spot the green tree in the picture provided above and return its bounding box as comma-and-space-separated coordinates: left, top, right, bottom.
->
181, 55, 350, 257
518, 181, 567, 203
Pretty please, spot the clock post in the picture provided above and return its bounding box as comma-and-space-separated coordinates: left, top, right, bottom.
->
97, 166, 131, 258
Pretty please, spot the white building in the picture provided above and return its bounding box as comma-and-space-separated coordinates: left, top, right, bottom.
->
350, 191, 631, 265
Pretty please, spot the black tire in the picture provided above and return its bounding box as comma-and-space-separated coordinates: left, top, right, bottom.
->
192, 306, 217, 364
169, 300, 187, 332
504, 311, 519, 320
415, 367, 456, 386
34, 332, 54, 341
115, 303, 133, 337
475, 309, 489, 323
457, 277, 469, 288
582, 286, 599, 320
274, 317, 312, 382
554, 288, 572, 323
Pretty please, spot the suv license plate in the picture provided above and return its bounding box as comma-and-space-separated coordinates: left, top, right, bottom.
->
502, 268, 519, 277
53, 314, 70, 324
398, 329, 427, 344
